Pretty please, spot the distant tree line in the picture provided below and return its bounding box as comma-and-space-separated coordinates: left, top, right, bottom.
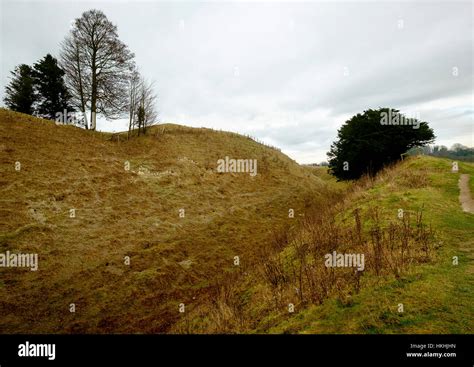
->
3, 9, 157, 136
409, 144, 474, 162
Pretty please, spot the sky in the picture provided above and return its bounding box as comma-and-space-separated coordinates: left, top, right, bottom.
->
0, 0, 472, 163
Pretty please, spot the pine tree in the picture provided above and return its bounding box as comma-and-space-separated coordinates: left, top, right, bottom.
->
33, 54, 72, 119
3, 64, 37, 114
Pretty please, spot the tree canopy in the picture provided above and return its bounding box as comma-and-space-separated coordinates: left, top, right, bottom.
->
60, 9, 135, 130
3, 64, 37, 115
327, 108, 435, 180
33, 54, 72, 119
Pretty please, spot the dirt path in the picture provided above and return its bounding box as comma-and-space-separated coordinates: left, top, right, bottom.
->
459, 174, 474, 214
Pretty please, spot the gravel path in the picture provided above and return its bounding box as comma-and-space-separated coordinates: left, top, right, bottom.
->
459, 174, 474, 214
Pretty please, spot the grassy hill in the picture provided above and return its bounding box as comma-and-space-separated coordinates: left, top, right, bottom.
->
0, 109, 337, 333
0, 109, 472, 334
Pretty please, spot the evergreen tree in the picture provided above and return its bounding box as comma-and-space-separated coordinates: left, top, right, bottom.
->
327, 108, 435, 180
33, 54, 72, 119
3, 64, 37, 114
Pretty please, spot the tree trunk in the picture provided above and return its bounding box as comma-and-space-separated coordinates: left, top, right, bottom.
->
90, 47, 97, 131
76, 47, 88, 129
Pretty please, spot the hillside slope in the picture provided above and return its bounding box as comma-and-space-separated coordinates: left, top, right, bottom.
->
0, 109, 336, 333
251, 156, 474, 334
1, 110, 471, 334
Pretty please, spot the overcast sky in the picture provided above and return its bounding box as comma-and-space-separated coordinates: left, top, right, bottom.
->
1, 0, 472, 163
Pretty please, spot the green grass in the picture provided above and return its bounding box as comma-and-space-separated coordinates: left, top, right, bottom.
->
260, 156, 474, 334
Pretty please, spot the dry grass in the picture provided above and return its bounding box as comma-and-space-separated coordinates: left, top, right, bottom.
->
0, 109, 335, 333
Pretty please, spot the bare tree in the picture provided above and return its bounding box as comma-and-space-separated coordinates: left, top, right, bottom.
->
127, 69, 141, 139
135, 77, 158, 136
60, 9, 134, 130
60, 35, 90, 128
